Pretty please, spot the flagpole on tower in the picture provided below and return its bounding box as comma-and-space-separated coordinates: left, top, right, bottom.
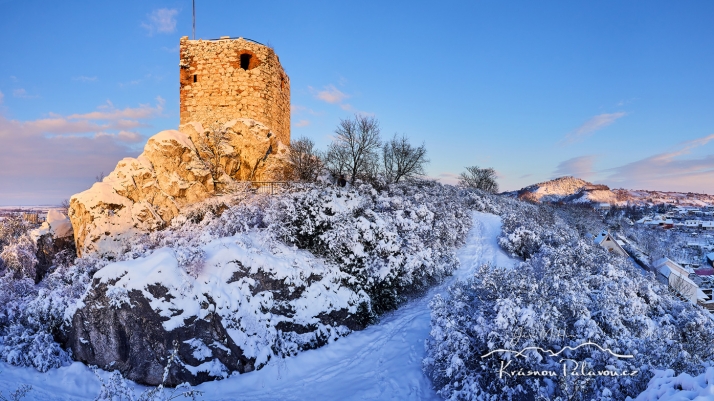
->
192, 0, 196, 40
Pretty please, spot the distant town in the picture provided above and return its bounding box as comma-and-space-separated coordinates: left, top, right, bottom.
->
0, 206, 58, 224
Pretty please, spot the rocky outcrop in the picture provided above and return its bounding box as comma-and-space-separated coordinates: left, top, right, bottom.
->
66, 235, 365, 386
68, 281, 254, 386
32, 209, 76, 282
69, 119, 289, 258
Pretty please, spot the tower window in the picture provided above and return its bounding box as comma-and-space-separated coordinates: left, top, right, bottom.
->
240, 54, 252, 70
193, 74, 197, 83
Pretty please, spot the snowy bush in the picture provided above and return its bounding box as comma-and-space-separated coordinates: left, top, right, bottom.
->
498, 226, 541, 260
265, 181, 471, 316
425, 197, 714, 400
634, 367, 714, 401
0, 250, 106, 372
0, 216, 37, 280
0, 235, 38, 279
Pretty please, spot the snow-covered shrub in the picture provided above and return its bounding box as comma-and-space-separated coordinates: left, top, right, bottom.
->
0, 254, 106, 372
460, 190, 500, 215
265, 181, 471, 316
634, 367, 714, 401
498, 226, 541, 260
0, 234, 38, 279
425, 197, 714, 400
0, 216, 29, 249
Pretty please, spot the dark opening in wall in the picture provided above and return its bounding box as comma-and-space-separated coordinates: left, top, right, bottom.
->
240, 54, 252, 70
193, 74, 197, 83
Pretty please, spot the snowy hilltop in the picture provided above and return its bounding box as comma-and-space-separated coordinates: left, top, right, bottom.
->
508, 176, 714, 207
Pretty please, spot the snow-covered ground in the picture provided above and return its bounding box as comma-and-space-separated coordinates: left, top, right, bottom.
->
0, 212, 514, 400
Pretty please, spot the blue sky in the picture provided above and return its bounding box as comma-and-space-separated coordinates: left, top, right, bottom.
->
1, 0, 713, 205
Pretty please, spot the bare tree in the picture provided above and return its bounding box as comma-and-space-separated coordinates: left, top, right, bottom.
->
458, 166, 499, 193
324, 115, 381, 186
60, 199, 70, 216
324, 141, 350, 179
95, 172, 105, 182
382, 134, 429, 183
289, 137, 323, 182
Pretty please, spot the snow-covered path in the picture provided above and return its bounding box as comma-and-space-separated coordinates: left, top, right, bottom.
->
0, 212, 515, 400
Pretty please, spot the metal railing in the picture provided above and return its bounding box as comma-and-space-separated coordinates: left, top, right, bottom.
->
250, 181, 292, 195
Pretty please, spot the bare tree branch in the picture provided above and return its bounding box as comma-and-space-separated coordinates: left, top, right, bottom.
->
289, 137, 323, 182
382, 134, 429, 183
325, 115, 381, 185
458, 166, 499, 193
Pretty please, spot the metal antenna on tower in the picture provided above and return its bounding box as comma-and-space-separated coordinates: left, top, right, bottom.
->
192, 0, 195, 40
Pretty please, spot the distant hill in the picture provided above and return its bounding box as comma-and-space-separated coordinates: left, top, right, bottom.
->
505, 176, 714, 207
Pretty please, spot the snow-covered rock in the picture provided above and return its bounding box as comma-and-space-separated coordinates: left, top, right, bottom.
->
69, 119, 289, 259
30, 209, 77, 282
67, 231, 364, 386
634, 368, 714, 401
31, 209, 73, 240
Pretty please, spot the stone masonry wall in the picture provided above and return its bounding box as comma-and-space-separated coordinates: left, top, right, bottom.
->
179, 36, 290, 145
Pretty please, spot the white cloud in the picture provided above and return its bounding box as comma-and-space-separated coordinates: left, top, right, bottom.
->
603, 134, 714, 192
294, 120, 310, 127
141, 8, 179, 35
552, 155, 598, 180
72, 76, 98, 82
0, 99, 165, 204
68, 97, 164, 122
13, 88, 39, 99
562, 112, 627, 145
313, 85, 349, 104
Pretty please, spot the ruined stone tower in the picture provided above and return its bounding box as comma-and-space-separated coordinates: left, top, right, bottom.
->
179, 36, 290, 144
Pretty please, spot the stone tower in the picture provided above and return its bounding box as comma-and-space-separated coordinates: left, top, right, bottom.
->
179, 36, 290, 144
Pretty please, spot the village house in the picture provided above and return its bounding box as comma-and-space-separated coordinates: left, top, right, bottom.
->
654, 257, 708, 304
593, 231, 629, 257
707, 253, 714, 268
636, 216, 674, 229
684, 220, 702, 228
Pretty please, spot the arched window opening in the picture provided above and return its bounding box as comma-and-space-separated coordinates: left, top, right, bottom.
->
240, 54, 252, 70
193, 74, 197, 83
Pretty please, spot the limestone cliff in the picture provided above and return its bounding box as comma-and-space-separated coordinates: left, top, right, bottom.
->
69, 119, 289, 258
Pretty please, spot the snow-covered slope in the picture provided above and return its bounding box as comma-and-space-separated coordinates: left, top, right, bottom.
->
509, 176, 714, 206
0, 211, 514, 400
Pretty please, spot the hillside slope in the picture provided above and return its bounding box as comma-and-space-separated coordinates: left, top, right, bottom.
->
509, 176, 714, 206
